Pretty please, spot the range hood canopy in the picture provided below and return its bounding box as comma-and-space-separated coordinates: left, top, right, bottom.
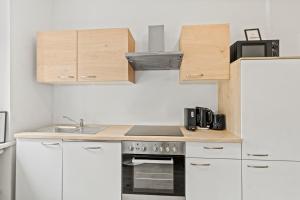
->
126, 25, 183, 71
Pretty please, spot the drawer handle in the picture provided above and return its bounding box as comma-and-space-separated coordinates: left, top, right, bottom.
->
57, 75, 75, 79
247, 154, 269, 157
41, 142, 60, 147
187, 73, 204, 78
247, 165, 269, 169
83, 146, 102, 150
190, 163, 211, 167
204, 147, 224, 150
0, 149, 5, 155
80, 75, 97, 79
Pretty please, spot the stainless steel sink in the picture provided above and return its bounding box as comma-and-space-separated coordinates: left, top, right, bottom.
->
37, 125, 107, 134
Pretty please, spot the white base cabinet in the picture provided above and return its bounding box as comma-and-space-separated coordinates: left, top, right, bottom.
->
186, 158, 241, 200
186, 141, 241, 200
243, 160, 300, 200
63, 142, 121, 200
16, 139, 62, 200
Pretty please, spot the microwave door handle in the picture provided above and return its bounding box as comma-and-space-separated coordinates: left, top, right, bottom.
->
132, 158, 174, 165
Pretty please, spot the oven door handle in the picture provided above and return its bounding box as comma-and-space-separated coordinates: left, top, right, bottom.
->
123, 158, 174, 166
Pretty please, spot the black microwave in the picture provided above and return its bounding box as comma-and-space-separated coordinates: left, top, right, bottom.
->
230, 40, 279, 63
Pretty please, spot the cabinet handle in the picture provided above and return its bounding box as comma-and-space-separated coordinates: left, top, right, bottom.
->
247, 154, 269, 157
247, 165, 269, 169
190, 163, 211, 167
0, 149, 5, 155
187, 73, 204, 78
83, 146, 102, 150
204, 146, 224, 150
80, 75, 97, 79
41, 142, 60, 147
57, 75, 75, 79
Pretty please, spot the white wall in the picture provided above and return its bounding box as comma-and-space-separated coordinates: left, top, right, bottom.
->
10, 0, 54, 133
268, 0, 300, 56
0, 0, 10, 112
0, 1, 13, 200
53, 72, 217, 125
51, 0, 269, 125
0, 145, 15, 200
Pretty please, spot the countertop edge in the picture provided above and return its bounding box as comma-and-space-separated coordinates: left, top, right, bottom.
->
0, 141, 16, 150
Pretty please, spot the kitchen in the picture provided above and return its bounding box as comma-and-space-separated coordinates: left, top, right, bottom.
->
1, 0, 300, 200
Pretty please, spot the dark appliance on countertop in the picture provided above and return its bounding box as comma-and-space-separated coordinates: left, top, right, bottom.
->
230, 40, 279, 63
123, 126, 185, 200
184, 108, 197, 131
0, 111, 7, 143
196, 107, 214, 129
210, 114, 226, 130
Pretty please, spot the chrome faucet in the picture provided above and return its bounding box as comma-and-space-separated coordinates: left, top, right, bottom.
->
63, 116, 85, 128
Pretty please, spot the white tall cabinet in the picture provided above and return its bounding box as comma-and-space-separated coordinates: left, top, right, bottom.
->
243, 160, 300, 200
219, 58, 300, 200
241, 59, 300, 200
16, 139, 63, 200
63, 142, 121, 200
241, 60, 300, 161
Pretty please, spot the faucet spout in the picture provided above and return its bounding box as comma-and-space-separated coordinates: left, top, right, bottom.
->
62, 116, 85, 128
79, 119, 84, 128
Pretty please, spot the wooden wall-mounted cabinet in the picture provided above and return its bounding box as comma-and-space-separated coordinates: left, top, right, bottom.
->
180, 24, 230, 82
37, 28, 135, 84
37, 31, 78, 83
78, 29, 135, 83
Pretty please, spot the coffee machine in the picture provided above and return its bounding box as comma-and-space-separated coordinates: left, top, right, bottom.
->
184, 107, 226, 131
196, 107, 214, 129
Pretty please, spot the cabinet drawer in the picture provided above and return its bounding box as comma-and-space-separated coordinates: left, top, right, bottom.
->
186, 142, 241, 159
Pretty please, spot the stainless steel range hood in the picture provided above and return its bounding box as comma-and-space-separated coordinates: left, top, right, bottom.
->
126, 25, 183, 71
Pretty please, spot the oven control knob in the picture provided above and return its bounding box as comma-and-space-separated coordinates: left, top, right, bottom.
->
165, 146, 170, 152
141, 146, 146, 152
128, 146, 134, 151
153, 146, 158, 152
172, 147, 177, 153
159, 146, 164, 152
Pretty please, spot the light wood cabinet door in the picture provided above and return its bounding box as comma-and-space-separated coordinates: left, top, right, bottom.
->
180, 24, 229, 81
241, 60, 300, 161
37, 31, 77, 83
78, 28, 135, 83
243, 160, 300, 200
16, 139, 62, 200
186, 158, 241, 200
63, 142, 121, 200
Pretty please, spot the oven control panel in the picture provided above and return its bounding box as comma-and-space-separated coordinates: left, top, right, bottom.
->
122, 141, 185, 155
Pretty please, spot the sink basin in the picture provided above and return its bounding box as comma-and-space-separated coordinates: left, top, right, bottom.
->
55, 125, 79, 133
37, 125, 107, 134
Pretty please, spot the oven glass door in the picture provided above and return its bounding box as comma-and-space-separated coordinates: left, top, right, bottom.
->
122, 154, 185, 196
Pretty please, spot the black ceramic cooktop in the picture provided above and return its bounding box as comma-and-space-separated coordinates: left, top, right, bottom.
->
125, 125, 183, 137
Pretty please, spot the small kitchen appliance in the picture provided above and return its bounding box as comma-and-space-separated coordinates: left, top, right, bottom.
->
230, 40, 279, 63
196, 107, 214, 129
184, 108, 197, 131
210, 114, 226, 130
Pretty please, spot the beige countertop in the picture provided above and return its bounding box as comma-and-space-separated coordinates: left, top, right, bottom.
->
14, 125, 241, 143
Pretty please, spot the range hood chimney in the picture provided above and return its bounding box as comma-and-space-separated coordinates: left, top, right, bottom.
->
126, 25, 183, 71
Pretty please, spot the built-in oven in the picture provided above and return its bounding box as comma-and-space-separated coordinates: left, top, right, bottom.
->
122, 141, 185, 200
